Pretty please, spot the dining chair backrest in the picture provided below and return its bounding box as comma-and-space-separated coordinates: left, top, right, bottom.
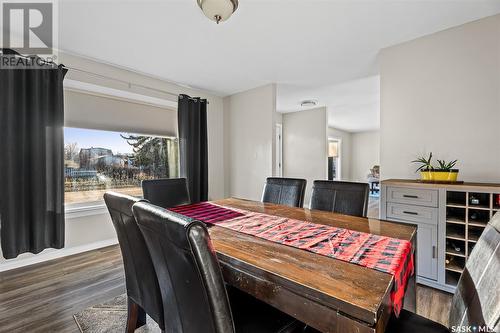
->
103, 192, 164, 329
309, 180, 370, 217
133, 201, 235, 333
141, 178, 191, 209
448, 211, 500, 332
261, 177, 307, 208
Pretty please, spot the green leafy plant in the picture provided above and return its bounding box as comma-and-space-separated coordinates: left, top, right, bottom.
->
411, 152, 434, 172
436, 159, 458, 171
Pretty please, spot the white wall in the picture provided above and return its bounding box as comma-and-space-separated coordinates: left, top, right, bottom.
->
350, 131, 380, 182
224, 84, 277, 201
380, 14, 500, 182
283, 107, 328, 205
0, 52, 226, 269
328, 127, 352, 181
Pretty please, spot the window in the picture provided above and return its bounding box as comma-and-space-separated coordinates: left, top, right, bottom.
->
64, 127, 179, 208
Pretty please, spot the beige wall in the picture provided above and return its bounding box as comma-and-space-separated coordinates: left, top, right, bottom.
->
351, 131, 380, 182
283, 108, 328, 206
224, 84, 277, 201
328, 127, 352, 181
380, 14, 500, 182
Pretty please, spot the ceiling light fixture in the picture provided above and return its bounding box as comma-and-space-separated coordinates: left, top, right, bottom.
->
197, 0, 239, 24
300, 100, 318, 107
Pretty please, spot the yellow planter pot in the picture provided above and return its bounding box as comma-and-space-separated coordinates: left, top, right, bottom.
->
420, 170, 459, 182
420, 170, 434, 181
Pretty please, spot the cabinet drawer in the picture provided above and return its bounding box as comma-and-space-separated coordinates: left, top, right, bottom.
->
387, 186, 438, 207
386, 202, 438, 225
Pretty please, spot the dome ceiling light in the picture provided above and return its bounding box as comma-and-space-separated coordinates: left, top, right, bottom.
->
300, 100, 318, 108
197, 0, 239, 24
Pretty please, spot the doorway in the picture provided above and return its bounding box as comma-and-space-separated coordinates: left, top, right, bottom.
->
328, 138, 341, 180
275, 124, 283, 177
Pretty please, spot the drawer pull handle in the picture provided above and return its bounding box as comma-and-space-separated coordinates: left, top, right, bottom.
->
432, 246, 437, 259
403, 211, 419, 215
403, 195, 419, 199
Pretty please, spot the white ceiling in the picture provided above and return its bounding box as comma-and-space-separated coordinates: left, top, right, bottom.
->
59, 0, 500, 131
278, 76, 380, 132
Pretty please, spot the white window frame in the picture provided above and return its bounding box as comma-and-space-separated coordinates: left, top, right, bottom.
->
66, 202, 108, 219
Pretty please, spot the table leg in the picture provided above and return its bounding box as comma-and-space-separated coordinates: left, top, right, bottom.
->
403, 273, 417, 312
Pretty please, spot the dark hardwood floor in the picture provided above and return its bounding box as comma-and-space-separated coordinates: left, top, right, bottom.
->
0, 246, 126, 333
0, 245, 452, 332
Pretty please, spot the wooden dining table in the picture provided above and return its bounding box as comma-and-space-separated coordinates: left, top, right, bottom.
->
207, 198, 417, 333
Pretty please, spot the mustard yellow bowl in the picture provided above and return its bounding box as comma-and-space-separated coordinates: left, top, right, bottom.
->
420, 170, 459, 182
433, 171, 459, 182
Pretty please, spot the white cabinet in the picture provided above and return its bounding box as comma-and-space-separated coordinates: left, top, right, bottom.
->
415, 223, 438, 280
382, 186, 439, 283
381, 179, 500, 293
381, 183, 445, 292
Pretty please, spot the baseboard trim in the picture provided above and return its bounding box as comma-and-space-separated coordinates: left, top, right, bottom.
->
0, 238, 118, 273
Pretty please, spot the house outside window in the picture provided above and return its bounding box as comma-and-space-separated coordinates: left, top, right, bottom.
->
64, 127, 179, 208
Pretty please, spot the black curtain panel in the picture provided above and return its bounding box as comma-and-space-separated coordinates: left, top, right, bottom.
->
0, 50, 67, 259
177, 94, 208, 203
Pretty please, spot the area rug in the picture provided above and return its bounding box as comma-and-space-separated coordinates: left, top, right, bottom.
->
73, 294, 161, 333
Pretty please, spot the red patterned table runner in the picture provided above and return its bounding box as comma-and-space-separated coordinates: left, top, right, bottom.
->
169, 202, 245, 223
169, 202, 414, 316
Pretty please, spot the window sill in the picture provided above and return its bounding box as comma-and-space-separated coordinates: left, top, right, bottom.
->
65, 203, 108, 219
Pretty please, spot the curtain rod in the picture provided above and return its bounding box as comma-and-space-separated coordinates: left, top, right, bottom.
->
68, 66, 180, 99
68, 67, 209, 104
1, 51, 209, 104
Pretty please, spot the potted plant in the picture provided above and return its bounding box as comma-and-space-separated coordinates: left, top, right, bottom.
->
411, 153, 459, 182
434, 159, 459, 181
411, 152, 434, 181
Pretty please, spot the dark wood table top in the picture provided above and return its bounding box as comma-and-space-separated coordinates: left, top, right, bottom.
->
208, 198, 417, 328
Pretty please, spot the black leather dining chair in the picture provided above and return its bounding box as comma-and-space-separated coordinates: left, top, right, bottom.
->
386, 211, 500, 333
132, 201, 300, 333
262, 177, 307, 208
103, 192, 164, 333
141, 178, 191, 209
309, 180, 370, 217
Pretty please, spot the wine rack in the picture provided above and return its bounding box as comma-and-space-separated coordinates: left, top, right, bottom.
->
445, 190, 500, 287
